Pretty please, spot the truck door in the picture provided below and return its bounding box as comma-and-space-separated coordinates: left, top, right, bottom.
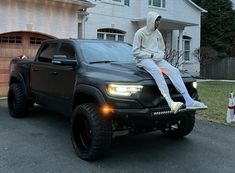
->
48, 42, 76, 111
31, 42, 77, 115
30, 43, 59, 105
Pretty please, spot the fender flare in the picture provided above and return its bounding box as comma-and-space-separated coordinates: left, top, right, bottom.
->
9, 71, 29, 97
72, 84, 106, 108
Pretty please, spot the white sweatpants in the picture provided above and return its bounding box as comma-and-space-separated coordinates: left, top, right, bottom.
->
137, 58, 188, 105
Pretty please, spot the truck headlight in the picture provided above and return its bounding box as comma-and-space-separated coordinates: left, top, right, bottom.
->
107, 84, 143, 97
192, 82, 197, 89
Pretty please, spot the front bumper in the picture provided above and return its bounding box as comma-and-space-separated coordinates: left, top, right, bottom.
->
113, 106, 195, 120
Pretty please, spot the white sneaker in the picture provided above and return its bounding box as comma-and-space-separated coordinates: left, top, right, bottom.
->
186, 100, 208, 110
170, 102, 184, 114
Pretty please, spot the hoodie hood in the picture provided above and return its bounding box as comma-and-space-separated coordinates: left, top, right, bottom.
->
146, 11, 161, 32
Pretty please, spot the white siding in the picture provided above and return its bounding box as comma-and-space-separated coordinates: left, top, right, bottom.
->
0, 0, 79, 38
86, 0, 140, 43
86, 0, 203, 76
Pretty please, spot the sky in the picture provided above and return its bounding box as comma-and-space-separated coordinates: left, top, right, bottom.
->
232, 0, 235, 9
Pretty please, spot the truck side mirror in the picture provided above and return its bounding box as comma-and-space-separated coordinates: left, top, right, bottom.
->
52, 55, 77, 67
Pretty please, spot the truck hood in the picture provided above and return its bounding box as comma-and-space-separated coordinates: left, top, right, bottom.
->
85, 62, 193, 83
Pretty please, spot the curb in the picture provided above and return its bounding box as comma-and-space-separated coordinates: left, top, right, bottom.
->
197, 79, 235, 82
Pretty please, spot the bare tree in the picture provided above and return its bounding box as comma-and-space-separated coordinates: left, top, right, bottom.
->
193, 47, 218, 66
164, 49, 185, 68
193, 47, 218, 78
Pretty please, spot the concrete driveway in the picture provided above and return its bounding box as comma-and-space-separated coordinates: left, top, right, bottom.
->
0, 99, 235, 173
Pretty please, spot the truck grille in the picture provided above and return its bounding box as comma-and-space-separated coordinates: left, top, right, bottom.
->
139, 83, 193, 108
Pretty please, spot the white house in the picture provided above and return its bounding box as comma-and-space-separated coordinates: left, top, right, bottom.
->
84, 0, 207, 76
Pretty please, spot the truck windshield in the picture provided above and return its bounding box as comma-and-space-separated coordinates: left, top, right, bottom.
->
77, 41, 135, 63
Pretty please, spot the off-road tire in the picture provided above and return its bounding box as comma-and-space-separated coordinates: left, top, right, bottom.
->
71, 103, 112, 161
160, 112, 195, 138
8, 83, 29, 118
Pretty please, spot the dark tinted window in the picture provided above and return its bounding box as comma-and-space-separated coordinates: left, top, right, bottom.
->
38, 43, 57, 63
58, 43, 76, 60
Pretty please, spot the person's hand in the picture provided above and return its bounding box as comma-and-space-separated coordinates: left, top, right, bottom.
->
152, 51, 164, 61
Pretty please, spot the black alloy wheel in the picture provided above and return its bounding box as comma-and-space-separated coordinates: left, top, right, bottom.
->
160, 112, 195, 138
8, 83, 29, 118
71, 103, 112, 161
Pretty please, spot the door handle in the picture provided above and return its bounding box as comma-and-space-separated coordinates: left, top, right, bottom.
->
50, 71, 58, 75
33, 68, 39, 72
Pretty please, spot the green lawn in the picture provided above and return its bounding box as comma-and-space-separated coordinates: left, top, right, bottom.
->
196, 81, 235, 126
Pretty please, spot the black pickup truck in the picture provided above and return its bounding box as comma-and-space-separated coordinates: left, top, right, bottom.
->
8, 39, 199, 161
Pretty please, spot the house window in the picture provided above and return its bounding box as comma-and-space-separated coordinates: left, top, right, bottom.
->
30, 37, 46, 45
184, 40, 190, 61
112, 0, 129, 5
97, 28, 126, 41
118, 35, 124, 41
124, 0, 129, 6
102, 0, 130, 6
78, 23, 83, 39
149, 0, 165, 8
178, 35, 192, 61
106, 34, 116, 40
0, 36, 22, 44
183, 37, 191, 61
97, 33, 104, 40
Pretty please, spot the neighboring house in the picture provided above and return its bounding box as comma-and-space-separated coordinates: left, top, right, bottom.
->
85, 0, 206, 76
0, 0, 94, 96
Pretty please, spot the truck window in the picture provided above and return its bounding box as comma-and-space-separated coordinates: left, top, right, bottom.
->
38, 43, 57, 63
58, 43, 76, 60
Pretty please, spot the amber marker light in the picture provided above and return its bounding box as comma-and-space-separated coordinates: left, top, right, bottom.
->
100, 105, 114, 116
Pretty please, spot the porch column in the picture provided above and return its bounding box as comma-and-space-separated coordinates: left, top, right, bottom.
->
178, 30, 184, 69
178, 30, 184, 70
178, 30, 183, 53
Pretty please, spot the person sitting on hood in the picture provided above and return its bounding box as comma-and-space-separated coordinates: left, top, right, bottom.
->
132, 11, 207, 114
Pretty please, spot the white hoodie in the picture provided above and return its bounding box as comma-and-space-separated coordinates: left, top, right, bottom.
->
132, 11, 165, 62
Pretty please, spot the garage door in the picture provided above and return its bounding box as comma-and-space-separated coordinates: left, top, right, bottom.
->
0, 32, 55, 96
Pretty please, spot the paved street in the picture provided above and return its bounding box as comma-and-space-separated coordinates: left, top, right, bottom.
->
0, 99, 235, 173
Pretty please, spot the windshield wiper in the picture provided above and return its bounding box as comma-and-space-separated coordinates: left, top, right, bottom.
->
89, 60, 117, 64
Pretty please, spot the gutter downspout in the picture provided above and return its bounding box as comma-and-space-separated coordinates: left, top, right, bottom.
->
77, 9, 89, 39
